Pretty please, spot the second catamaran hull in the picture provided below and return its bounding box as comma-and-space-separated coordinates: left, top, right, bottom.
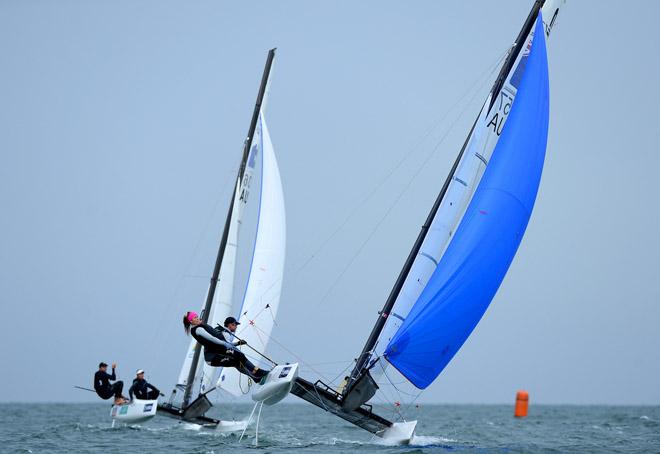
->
290, 377, 416, 444
111, 399, 158, 424
252, 363, 299, 406
156, 402, 249, 432
216, 419, 249, 433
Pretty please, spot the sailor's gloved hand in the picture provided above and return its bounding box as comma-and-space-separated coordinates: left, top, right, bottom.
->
236, 340, 247, 346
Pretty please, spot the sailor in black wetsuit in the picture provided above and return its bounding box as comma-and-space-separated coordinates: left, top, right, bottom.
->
182, 312, 269, 380
128, 369, 161, 400
94, 362, 126, 405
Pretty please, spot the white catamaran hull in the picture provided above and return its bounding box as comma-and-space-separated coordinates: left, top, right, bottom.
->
111, 399, 158, 424
378, 420, 417, 445
252, 363, 299, 406
215, 419, 249, 433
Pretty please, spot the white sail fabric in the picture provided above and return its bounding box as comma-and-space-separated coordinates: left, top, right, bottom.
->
175, 139, 259, 396
368, 2, 564, 377
217, 112, 286, 396
198, 178, 244, 394
176, 334, 198, 391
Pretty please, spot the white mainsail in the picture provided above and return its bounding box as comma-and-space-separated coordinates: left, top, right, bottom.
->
174, 57, 273, 400
218, 112, 286, 396
161, 49, 285, 428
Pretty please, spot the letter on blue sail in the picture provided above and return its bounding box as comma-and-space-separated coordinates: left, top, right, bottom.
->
384, 15, 550, 389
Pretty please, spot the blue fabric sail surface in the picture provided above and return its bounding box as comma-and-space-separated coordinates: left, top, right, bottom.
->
384, 15, 549, 389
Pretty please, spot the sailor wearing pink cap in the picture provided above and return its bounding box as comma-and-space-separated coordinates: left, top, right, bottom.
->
182, 311, 268, 381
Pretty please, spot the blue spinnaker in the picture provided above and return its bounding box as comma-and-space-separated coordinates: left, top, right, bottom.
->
384, 15, 549, 389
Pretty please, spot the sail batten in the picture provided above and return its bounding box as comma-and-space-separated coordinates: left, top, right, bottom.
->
384, 14, 549, 389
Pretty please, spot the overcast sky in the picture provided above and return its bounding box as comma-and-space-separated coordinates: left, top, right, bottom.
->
1, 1, 659, 405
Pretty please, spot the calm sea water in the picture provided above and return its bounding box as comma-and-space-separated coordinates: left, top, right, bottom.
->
1, 403, 658, 453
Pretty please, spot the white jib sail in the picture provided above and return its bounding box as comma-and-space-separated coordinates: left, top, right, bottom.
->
217, 112, 286, 396
368, 1, 565, 377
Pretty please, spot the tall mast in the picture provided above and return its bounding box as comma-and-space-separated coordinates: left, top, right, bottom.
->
182, 48, 277, 407
488, 0, 545, 114
344, 0, 545, 397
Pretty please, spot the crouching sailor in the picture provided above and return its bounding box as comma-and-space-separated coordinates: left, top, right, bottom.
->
128, 369, 161, 401
94, 362, 126, 405
182, 311, 269, 381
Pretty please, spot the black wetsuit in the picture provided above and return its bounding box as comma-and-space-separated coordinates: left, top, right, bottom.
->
128, 378, 160, 400
190, 323, 267, 379
94, 368, 124, 400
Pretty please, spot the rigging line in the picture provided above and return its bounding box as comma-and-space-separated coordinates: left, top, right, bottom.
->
370, 379, 405, 422
236, 348, 267, 365
267, 305, 278, 325
303, 360, 363, 366
248, 322, 333, 383
377, 383, 411, 422
400, 388, 424, 420
217, 324, 278, 366
285, 49, 508, 279
377, 361, 423, 417
376, 361, 407, 420
327, 360, 357, 388
233, 309, 275, 363
238, 336, 278, 366
247, 326, 268, 359
238, 302, 271, 325
237, 367, 252, 395
311, 384, 330, 412
176, 51, 510, 389
314, 59, 498, 308
250, 325, 327, 380
211, 49, 505, 344
206, 52, 511, 329
374, 381, 422, 397
147, 164, 238, 371
229, 320, 282, 367
148, 50, 509, 393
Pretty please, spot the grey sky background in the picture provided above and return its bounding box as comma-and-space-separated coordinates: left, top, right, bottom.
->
1, 1, 658, 405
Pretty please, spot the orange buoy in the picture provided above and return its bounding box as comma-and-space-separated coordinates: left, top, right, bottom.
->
514, 390, 529, 417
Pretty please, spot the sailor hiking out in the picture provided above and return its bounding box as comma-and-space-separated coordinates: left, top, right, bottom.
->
128, 369, 161, 400
94, 362, 126, 405
183, 312, 269, 381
